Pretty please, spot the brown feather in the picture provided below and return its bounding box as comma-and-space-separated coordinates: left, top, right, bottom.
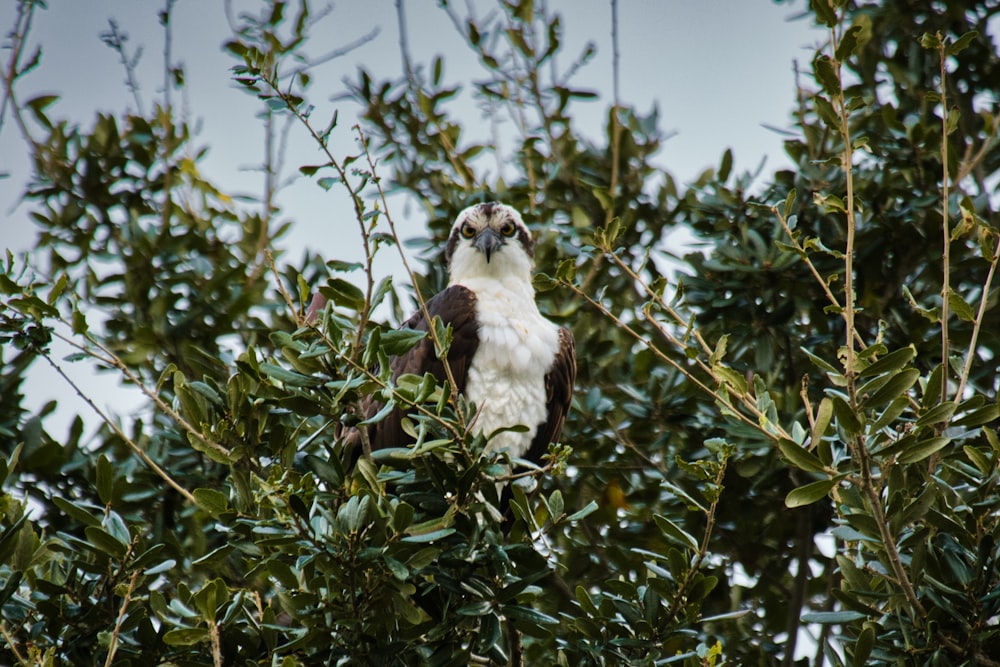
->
524, 326, 576, 463
348, 285, 480, 457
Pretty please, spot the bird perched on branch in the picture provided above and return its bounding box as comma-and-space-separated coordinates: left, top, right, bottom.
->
347, 202, 575, 485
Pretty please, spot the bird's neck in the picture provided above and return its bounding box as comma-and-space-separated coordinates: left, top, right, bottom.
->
452, 274, 536, 303
447, 252, 535, 299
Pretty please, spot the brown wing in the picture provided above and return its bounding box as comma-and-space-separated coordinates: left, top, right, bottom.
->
356, 285, 480, 454
524, 326, 576, 464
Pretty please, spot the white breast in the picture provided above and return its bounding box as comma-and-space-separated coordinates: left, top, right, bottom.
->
460, 279, 561, 461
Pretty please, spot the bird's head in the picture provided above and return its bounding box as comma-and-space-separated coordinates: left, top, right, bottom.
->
445, 202, 535, 285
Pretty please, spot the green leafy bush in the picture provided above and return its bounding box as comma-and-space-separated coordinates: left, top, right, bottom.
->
1, 1, 999, 665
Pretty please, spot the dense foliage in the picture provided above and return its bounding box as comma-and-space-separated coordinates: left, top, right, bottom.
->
2, 0, 999, 665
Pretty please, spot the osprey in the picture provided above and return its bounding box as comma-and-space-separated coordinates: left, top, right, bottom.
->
352, 202, 575, 474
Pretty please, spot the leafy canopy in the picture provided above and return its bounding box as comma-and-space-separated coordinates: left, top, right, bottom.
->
1, 1, 999, 665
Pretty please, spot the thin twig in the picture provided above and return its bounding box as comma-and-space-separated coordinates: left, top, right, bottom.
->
579, 0, 623, 293
955, 110, 1000, 183
208, 616, 223, 667
937, 38, 951, 399
101, 19, 145, 117
52, 329, 233, 461
103, 570, 141, 667
954, 234, 1000, 400
39, 352, 197, 505
773, 207, 866, 351
161, 0, 177, 113
589, 244, 795, 441
356, 126, 465, 421
561, 277, 784, 439
0, 0, 39, 147
832, 24, 860, 395
0, 620, 28, 666
662, 451, 729, 624
395, 0, 416, 89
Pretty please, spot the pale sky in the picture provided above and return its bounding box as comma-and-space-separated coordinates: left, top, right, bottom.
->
0, 0, 822, 449
3, 1, 822, 256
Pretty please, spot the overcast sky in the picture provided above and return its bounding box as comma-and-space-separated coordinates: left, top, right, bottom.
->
0, 1, 822, 478
3, 1, 823, 255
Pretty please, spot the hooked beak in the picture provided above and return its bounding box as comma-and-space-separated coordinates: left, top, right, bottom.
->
472, 228, 504, 263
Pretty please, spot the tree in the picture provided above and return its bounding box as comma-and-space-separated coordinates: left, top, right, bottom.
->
1, 0, 999, 665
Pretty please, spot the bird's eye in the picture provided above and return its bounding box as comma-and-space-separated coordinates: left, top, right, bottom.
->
461, 223, 476, 239
500, 222, 516, 237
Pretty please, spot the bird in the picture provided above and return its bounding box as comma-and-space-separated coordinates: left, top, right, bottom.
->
348, 202, 576, 494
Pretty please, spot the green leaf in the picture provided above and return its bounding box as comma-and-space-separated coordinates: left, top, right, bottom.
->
858, 345, 915, 378
946, 30, 978, 56
260, 362, 323, 387
831, 395, 863, 434
835, 25, 864, 62
947, 289, 976, 322
0, 516, 28, 567
96, 454, 114, 505
853, 624, 875, 666
380, 328, 426, 356
52, 497, 102, 527
919, 32, 942, 50
547, 489, 564, 519
811, 0, 838, 27
811, 397, 834, 447
194, 545, 236, 571
963, 445, 993, 475
319, 278, 365, 310
801, 610, 867, 624
401, 528, 456, 543
46, 273, 68, 305
785, 477, 841, 508
714, 365, 747, 394
163, 627, 210, 646
802, 348, 839, 375
903, 285, 940, 322
502, 604, 558, 626
813, 54, 841, 97
897, 436, 950, 464
915, 401, 957, 428
71, 308, 88, 334
392, 502, 414, 533
863, 369, 919, 409
575, 585, 599, 617
777, 438, 827, 474
104, 511, 131, 545
384, 556, 409, 581
954, 403, 1000, 427
194, 579, 228, 618
922, 364, 945, 408
870, 396, 910, 433
700, 610, 752, 623
782, 189, 797, 218
653, 513, 699, 551
84, 525, 128, 559
193, 488, 230, 517
457, 600, 493, 617
718, 148, 733, 182
566, 500, 598, 522
265, 97, 288, 111
26, 94, 58, 127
